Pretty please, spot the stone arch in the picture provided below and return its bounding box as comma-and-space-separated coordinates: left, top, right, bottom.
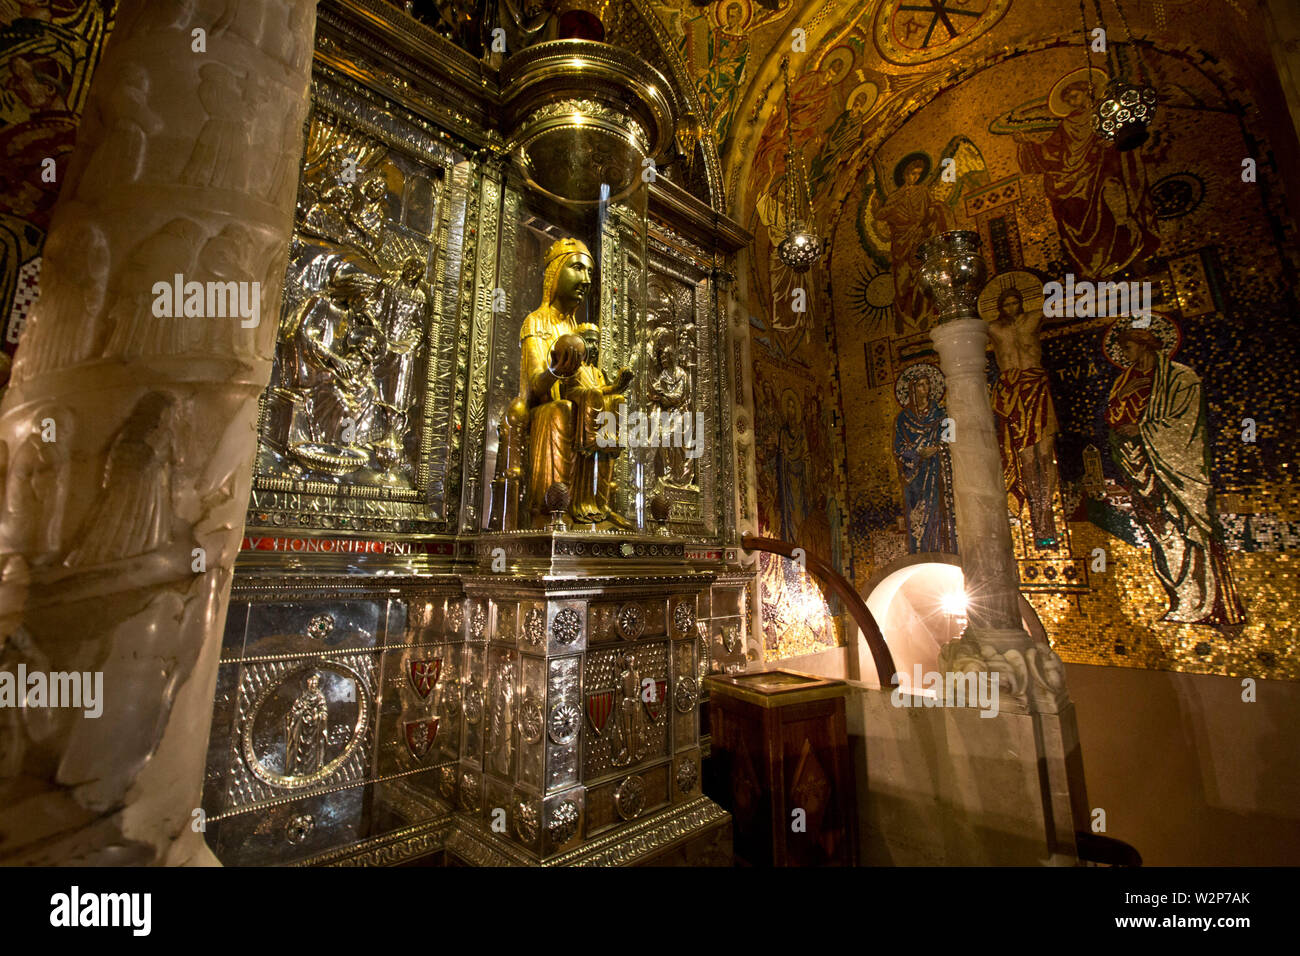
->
861, 552, 1050, 690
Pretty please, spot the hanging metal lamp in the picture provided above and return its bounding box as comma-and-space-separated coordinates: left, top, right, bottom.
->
775, 56, 824, 273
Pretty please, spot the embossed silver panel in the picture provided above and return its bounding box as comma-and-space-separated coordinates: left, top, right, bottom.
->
247, 66, 473, 539
484, 646, 519, 781
229, 652, 376, 808
240, 601, 383, 660
546, 654, 581, 794
210, 0, 740, 868
582, 641, 669, 781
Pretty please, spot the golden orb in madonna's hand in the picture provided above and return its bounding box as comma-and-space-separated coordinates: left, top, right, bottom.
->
549, 332, 586, 377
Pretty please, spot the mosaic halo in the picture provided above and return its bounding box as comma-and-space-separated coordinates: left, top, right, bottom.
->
892, 151, 931, 187
894, 362, 947, 407
977, 269, 1045, 324
1102, 312, 1182, 368
711, 0, 752, 33
820, 45, 855, 86
847, 80, 879, 115
1047, 66, 1109, 118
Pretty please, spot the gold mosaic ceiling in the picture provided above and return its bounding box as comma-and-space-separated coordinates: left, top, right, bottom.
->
646, 0, 1265, 234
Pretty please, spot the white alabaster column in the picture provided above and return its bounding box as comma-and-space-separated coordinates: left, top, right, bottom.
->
930, 319, 1024, 632
0, 0, 319, 864
917, 232, 1069, 714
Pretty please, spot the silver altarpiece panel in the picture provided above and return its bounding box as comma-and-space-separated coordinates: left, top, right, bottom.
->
249, 68, 474, 542
207, 0, 750, 867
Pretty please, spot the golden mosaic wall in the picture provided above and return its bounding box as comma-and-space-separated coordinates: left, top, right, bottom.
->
751, 352, 847, 659
825, 26, 1300, 679
0, 1, 116, 369
656, 0, 1300, 673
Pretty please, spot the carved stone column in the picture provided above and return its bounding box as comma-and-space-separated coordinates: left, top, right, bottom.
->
0, 0, 319, 864
917, 232, 1067, 715
724, 262, 764, 670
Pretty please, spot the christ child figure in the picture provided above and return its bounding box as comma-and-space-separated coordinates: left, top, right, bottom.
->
561, 322, 633, 454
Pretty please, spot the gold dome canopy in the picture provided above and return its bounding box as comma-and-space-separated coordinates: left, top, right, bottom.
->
501, 39, 679, 206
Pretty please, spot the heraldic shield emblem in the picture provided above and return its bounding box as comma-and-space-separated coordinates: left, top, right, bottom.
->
587, 690, 616, 734
642, 679, 668, 722
404, 718, 440, 760
408, 658, 442, 699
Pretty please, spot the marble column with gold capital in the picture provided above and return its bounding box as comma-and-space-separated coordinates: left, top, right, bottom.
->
917, 232, 1068, 715
0, 0, 320, 864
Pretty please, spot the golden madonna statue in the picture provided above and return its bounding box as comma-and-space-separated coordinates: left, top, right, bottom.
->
511, 237, 633, 528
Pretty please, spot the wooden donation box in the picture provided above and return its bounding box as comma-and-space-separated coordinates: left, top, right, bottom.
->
706, 670, 855, 866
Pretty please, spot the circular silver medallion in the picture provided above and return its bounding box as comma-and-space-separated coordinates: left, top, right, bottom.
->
240, 661, 371, 791
674, 676, 698, 713
552, 607, 582, 645
616, 603, 646, 640
548, 701, 580, 745
519, 694, 544, 744
614, 774, 646, 821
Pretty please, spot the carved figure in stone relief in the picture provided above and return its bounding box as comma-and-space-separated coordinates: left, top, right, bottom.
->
0, 405, 72, 566
180, 63, 251, 192
194, 222, 262, 354
0, 624, 53, 779
263, 97, 307, 204
64, 392, 177, 569
280, 2, 315, 71
102, 217, 205, 359
11, 216, 109, 381
212, 0, 272, 46
122, 1, 281, 50
261, 243, 290, 312
117, 0, 200, 35
283, 672, 329, 777
76, 62, 162, 201
647, 328, 693, 488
